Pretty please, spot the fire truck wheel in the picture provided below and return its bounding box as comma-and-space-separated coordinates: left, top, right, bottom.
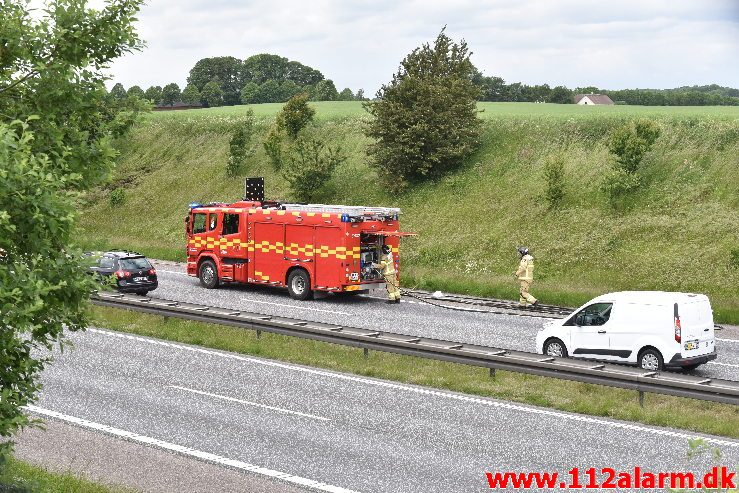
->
287, 269, 313, 300
198, 259, 220, 289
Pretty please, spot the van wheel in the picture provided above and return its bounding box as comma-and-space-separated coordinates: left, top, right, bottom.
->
199, 260, 219, 289
287, 269, 313, 301
638, 348, 663, 371
544, 338, 567, 358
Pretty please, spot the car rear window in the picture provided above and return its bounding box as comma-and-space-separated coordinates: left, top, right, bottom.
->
99, 257, 115, 269
119, 257, 152, 270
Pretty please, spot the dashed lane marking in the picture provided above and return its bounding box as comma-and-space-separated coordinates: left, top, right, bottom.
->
708, 361, 739, 369
168, 385, 329, 421
25, 405, 357, 493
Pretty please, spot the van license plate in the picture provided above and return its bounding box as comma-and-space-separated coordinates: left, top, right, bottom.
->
684, 341, 698, 350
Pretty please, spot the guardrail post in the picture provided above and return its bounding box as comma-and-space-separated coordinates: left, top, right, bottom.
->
638, 390, 645, 408
489, 368, 496, 379
363, 347, 369, 359
256, 329, 261, 339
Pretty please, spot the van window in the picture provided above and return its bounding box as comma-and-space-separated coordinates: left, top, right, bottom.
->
223, 213, 239, 235
192, 213, 206, 234
566, 303, 613, 326
208, 213, 218, 232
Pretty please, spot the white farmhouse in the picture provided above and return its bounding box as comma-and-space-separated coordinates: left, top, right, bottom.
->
574, 94, 615, 105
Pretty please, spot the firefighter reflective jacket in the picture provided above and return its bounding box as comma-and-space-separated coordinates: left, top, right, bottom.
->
376, 252, 396, 276
516, 254, 534, 281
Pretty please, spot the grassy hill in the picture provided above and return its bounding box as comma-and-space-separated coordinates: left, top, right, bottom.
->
79, 102, 739, 322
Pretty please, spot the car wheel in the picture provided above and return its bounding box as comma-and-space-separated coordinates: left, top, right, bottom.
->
287, 269, 312, 300
199, 260, 219, 289
544, 338, 568, 358
638, 348, 663, 371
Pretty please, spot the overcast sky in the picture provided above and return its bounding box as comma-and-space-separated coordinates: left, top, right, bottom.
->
107, 0, 739, 93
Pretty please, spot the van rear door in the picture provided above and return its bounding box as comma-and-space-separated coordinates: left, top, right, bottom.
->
678, 297, 715, 359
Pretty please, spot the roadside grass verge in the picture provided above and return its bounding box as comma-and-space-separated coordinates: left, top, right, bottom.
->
90, 306, 739, 439
0, 455, 133, 493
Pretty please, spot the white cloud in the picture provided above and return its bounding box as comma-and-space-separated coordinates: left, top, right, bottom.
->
104, 0, 738, 92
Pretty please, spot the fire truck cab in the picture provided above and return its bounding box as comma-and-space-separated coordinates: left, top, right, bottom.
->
185, 180, 414, 300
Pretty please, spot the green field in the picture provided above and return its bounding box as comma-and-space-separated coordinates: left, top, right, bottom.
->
150, 101, 739, 120
81, 102, 739, 321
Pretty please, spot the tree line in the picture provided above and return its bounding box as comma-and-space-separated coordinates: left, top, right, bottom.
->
110, 54, 366, 108
473, 74, 739, 106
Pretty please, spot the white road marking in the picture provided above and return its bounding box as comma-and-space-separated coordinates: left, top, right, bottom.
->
88, 328, 739, 448
25, 405, 355, 493
708, 361, 739, 369
157, 269, 189, 276
240, 298, 351, 316
717, 338, 739, 343
168, 385, 329, 421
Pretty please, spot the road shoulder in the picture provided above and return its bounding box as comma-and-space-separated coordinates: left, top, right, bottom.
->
15, 418, 306, 493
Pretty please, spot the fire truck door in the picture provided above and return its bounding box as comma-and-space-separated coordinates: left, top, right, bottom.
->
285, 225, 314, 262
251, 222, 285, 285
314, 226, 343, 289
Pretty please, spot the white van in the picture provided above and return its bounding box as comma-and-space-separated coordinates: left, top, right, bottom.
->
535, 291, 717, 371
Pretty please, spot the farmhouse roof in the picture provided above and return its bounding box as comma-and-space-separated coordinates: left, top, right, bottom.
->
574, 94, 614, 105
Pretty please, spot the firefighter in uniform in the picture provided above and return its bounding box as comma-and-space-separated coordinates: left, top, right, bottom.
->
375, 244, 400, 304
515, 247, 538, 306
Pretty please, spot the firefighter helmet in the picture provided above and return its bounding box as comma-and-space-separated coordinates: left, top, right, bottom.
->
517, 246, 529, 257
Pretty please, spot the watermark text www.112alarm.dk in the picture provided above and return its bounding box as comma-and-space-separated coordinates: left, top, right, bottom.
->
485, 466, 736, 489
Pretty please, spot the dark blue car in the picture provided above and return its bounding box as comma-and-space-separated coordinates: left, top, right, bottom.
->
89, 251, 158, 296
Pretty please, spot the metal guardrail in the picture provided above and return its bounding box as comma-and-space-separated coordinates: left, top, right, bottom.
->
91, 291, 739, 405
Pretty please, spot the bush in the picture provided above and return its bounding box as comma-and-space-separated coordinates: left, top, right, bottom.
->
281, 136, 345, 202
364, 29, 481, 191
608, 119, 660, 174
602, 119, 659, 203
277, 93, 315, 137
263, 126, 285, 171
600, 167, 642, 200
226, 117, 255, 176
543, 157, 566, 209
109, 188, 126, 207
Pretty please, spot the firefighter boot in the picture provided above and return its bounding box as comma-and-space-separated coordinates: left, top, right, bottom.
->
519, 280, 537, 306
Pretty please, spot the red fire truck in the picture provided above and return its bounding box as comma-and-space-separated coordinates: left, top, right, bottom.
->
185, 179, 414, 300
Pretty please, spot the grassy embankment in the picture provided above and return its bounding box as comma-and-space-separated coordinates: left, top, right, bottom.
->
0, 455, 133, 493
79, 102, 739, 322
91, 305, 739, 438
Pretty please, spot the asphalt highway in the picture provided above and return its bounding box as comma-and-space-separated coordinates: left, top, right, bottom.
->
149, 262, 739, 382
33, 328, 739, 493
